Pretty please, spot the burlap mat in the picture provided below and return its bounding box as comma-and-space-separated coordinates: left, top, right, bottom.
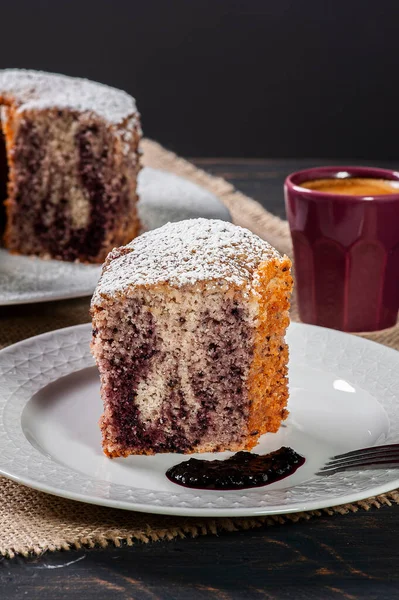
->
0, 139, 398, 558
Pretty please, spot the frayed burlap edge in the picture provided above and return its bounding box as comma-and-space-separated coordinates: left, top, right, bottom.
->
2, 480, 398, 559
0, 138, 398, 558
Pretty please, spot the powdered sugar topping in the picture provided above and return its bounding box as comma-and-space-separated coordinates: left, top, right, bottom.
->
93, 219, 283, 301
0, 69, 137, 124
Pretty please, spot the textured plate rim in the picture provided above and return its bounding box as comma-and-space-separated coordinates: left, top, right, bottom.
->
0, 287, 96, 307
0, 322, 398, 517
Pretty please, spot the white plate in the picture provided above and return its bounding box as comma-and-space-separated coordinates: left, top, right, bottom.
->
0, 167, 231, 306
0, 322, 398, 517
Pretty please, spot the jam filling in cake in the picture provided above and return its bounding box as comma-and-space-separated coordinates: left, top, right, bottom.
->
91, 219, 293, 457
0, 69, 141, 262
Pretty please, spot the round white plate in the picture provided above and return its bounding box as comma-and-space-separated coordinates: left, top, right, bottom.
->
0, 322, 398, 517
0, 167, 231, 306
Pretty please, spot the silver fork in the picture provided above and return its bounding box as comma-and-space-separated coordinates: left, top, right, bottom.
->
317, 444, 399, 476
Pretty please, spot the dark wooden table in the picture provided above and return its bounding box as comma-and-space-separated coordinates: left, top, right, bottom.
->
2, 158, 399, 600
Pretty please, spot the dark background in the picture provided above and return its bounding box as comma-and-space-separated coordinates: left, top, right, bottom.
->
1, 0, 398, 158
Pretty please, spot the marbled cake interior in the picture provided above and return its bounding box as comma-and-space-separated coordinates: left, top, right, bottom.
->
0, 69, 141, 262
92, 287, 256, 456
3, 110, 139, 262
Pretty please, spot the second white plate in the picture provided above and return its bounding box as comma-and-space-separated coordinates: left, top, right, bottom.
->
0, 322, 398, 517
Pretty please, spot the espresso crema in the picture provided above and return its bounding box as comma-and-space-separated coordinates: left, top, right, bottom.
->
300, 177, 399, 196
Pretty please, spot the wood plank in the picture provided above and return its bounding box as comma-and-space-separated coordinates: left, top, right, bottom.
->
1, 510, 398, 599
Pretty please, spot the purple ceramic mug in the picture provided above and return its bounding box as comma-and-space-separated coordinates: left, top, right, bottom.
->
284, 166, 399, 332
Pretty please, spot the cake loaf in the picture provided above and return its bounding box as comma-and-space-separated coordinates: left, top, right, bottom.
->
91, 219, 293, 457
0, 69, 141, 262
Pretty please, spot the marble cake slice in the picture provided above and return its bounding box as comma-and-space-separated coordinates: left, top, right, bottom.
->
91, 218, 292, 457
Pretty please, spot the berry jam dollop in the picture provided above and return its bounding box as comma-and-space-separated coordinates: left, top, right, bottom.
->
166, 447, 305, 490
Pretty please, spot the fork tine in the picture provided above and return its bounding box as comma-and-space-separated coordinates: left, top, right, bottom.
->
317, 444, 399, 476
319, 455, 399, 472
326, 448, 399, 468
332, 443, 399, 461
322, 451, 399, 468
318, 461, 399, 476
318, 456, 399, 475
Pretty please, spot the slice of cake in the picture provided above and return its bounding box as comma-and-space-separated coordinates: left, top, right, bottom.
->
91, 219, 293, 457
0, 69, 141, 262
